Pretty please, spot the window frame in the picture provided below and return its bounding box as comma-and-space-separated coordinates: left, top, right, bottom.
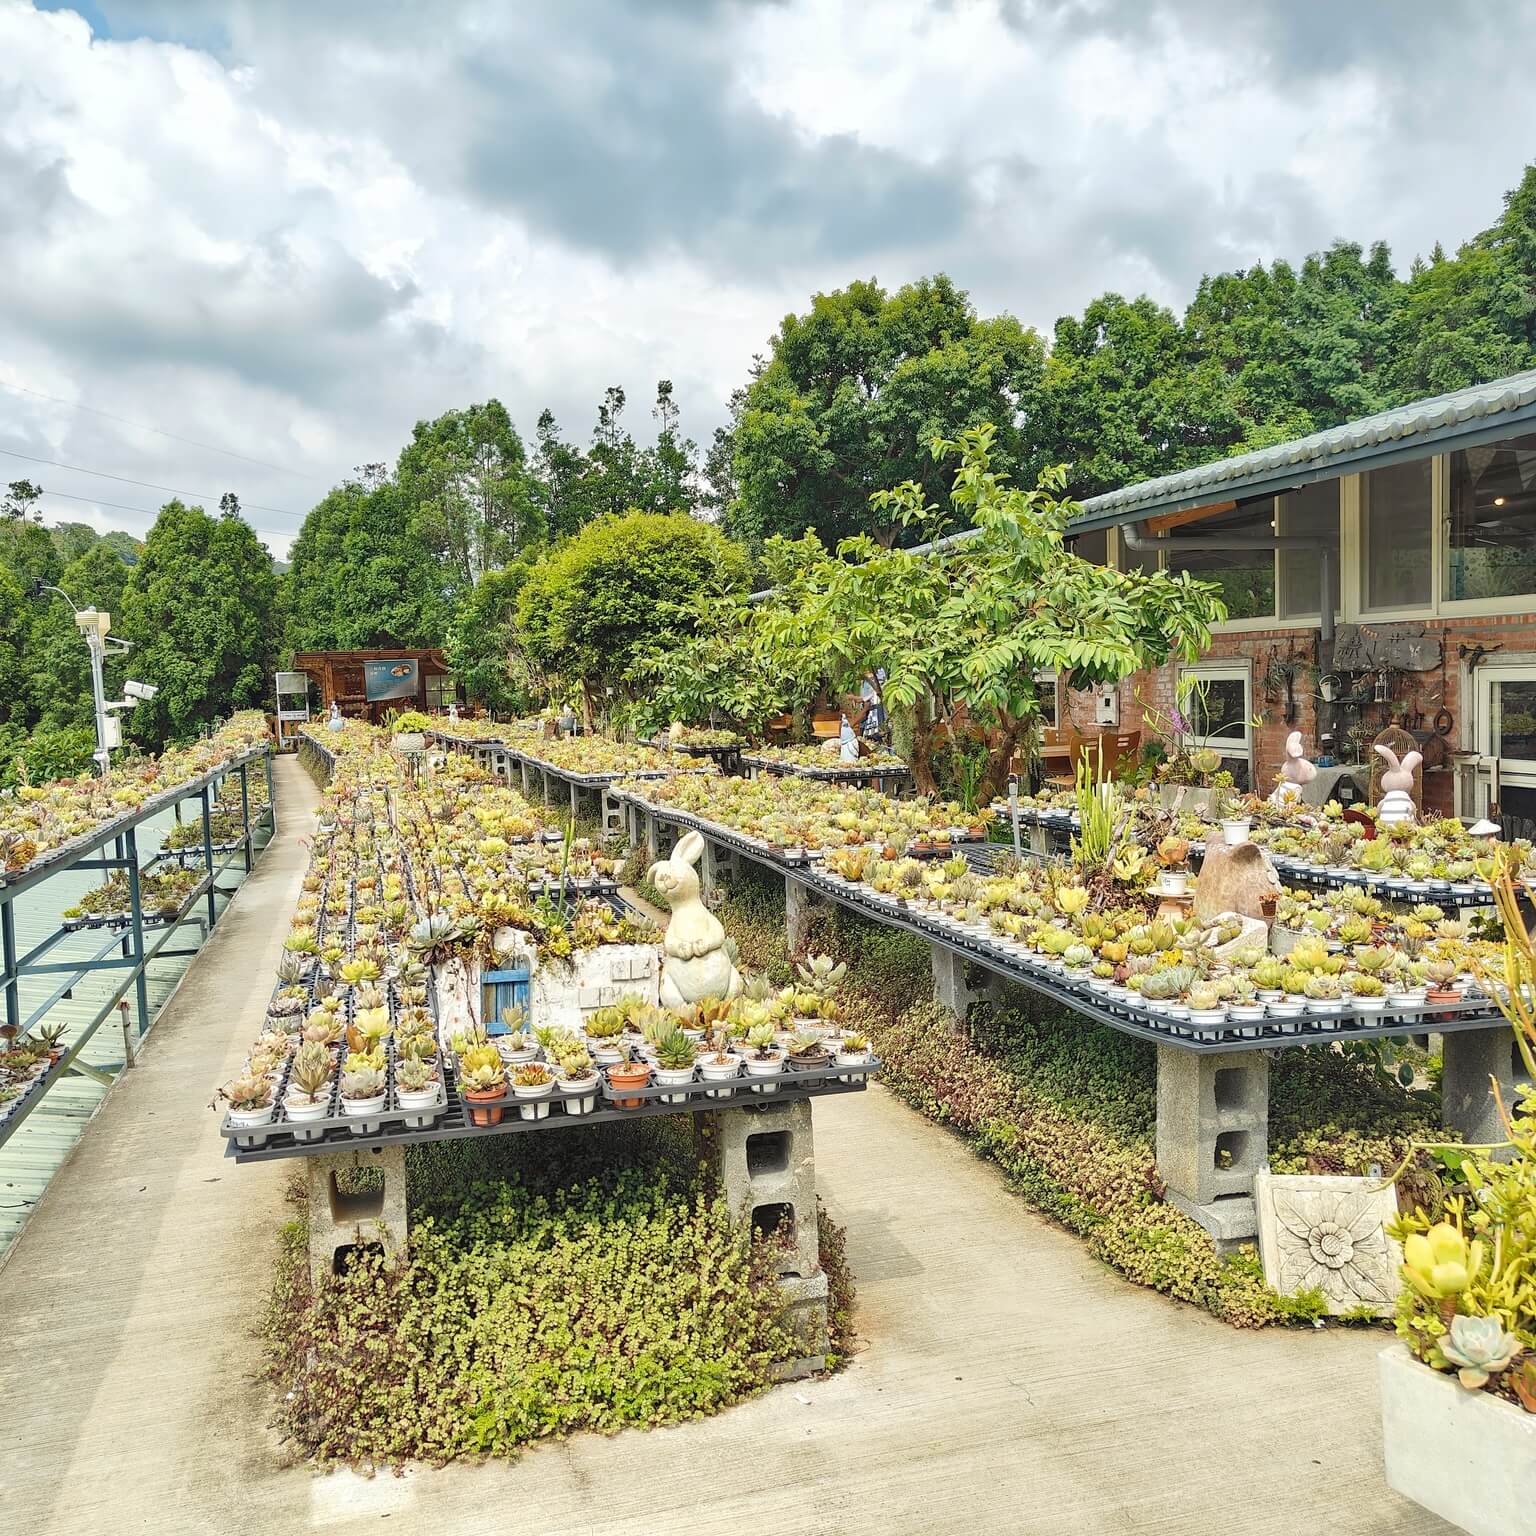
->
1177, 661, 1255, 787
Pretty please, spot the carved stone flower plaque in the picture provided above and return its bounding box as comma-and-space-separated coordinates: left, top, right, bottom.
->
1254, 1171, 1403, 1316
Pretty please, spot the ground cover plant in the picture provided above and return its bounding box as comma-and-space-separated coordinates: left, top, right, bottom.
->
716, 870, 1449, 1328
264, 1118, 853, 1466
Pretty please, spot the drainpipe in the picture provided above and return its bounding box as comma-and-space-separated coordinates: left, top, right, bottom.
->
1120, 518, 1337, 746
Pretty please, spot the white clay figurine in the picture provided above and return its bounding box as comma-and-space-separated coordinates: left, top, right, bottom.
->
651, 831, 743, 1009
1269, 730, 1317, 806
1373, 743, 1422, 826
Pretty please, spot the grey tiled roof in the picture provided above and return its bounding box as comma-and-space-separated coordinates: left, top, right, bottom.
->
1070, 367, 1536, 530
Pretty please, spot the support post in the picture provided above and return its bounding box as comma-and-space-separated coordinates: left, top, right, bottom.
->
930, 943, 993, 1023
199, 786, 216, 927
239, 762, 252, 872
700, 1100, 827, 1375
264, 749, 277, 837
305, 1145, 409, 1282
785, 876, 816, 954
1155, 1046, 1268, 1247
699, 839, 735, 901
124, 826, 149, 1033
1442, 1027, 1524, 1151
570, 781, 580, 824
520, 759, 531, 797
645, 809, 661, 860
1, 893, 18, 1038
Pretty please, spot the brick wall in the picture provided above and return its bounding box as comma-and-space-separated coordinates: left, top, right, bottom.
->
1064, 614, 1536, 817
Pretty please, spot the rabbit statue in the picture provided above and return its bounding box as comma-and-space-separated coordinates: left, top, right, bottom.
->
652, 831, 743, 1009
1374, 743, 1422, 826
1269, 730, 1318, 806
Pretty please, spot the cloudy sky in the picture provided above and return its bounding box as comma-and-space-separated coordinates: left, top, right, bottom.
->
2, 0, 1533, 559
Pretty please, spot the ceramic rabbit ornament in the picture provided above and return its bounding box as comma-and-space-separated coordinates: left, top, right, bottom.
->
652, 831, 743, 1009
1269, 730, 1318, 806
1374, 743, 1422, 825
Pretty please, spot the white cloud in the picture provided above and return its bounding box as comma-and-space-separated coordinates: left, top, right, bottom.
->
1, 0, 1533, 560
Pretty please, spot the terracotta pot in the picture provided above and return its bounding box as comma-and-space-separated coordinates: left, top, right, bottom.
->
464, 1086, 506, 1127
607, 1061, 651, 1110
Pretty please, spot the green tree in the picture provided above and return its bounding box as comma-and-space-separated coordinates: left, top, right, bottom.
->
119, 500, 280, 745
726, 275, 1045, 548
643, 378, 699, 513
29, 541, 131, 731
285, 472, 451, 651
757, 427, 1226, 801
444, 563, 534, 716
49, 522, 100, 564
3, 479, 43, 522
529, 408, 593, 541
515, 510, 749, 723
397, 400, 540, 589
579, 386, 652, 522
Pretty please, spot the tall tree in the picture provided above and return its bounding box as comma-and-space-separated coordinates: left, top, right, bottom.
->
444, 563, 534, 716
397, 400, 541, 589
529, 408, 593, 540
580, 386, 650, 521
119, 500, 280, 746
726, 275, 1045, 548
645, 378, 698, 513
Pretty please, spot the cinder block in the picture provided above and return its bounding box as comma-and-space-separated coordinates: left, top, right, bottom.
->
1155, 1046, 1268, 1240
1443, 1027, 1526, 1151
785, 877, 816, 953
708, 1099, 819, 1278
930, 943, 994, 1024
306, 1145, 408, 1282
770, 1270, 829, 1378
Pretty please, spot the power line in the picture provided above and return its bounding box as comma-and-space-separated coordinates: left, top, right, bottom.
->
0, 379, 325, 482
34, 488, 295, 546
0, 446, 305, 519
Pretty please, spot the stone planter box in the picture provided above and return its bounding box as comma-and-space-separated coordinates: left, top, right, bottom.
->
1158, 783, 1219, 818
1379, 1345, 1536, 1536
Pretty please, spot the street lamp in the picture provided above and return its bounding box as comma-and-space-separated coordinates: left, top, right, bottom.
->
30, 582, 156, 777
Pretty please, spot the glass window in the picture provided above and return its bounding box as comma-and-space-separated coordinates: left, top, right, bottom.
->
1494, 679, 1536, 765
1163, 501, 1276, 620
1362, 458, 1433, 610
1277, 481, 1339, 618
1179, 668, 1252, 790
1033, 672, 1059, 728
1447, 433, 1536, 602
426, 673, 454, 710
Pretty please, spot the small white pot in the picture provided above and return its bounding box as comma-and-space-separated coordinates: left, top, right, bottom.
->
745, 1052, 784, 1093
557, 1075, 598, 1113
283, 1095, 330, 1122
496, 1038, 540, 1065
1158, 871, 1188, 897
227, 1101, 275, 1129
1228, 1005, 1266, 1023
699, 1057, 742, 1099
1187, 1007, 1227, 1026
1220, 818, 1251, 847
513, 1079, 554, 1119
397, 1085, 442, 1112
392, 731, 426, 753
341, 1092, 386, 1117
586, 1039, 624, 1065
654, 1064, 698, 1104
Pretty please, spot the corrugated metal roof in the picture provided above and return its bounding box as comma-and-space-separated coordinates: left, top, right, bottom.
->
1069, 367, 1536, 532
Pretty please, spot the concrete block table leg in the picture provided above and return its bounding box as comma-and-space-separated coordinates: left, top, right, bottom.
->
930, 943, 994, 1024
1154, 1046, 1268, 1248
570, 781, 580, 823
700, 839, 736, 901
785, 876, 817, 954
305, 1144, 409, 1282
700, 1099, 827, 1374
644, 810, 661, 860
1442, 1026, 1525, 1151
520, 760, 531, 796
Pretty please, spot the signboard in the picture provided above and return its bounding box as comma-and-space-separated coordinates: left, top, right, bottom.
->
364, 658, 419, 702
275, 671, 309, 696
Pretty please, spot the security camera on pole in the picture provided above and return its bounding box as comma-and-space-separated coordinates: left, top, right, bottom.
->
31, 581, 157, 776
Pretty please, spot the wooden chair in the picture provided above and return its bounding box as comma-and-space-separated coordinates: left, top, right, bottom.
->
1046, 729, 1143, 789
1042, 727, 1082, 790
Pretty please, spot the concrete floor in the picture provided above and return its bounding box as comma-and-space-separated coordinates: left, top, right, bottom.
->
0, 756, 1452, 1536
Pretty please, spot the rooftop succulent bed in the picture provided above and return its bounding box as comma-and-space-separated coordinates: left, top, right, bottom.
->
0, 711, 269, 879
515, 736, 713, 778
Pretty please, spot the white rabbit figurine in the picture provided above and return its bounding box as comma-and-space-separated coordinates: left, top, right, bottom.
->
651, 831, 743, 1009
1374, 743, 1422, 826
1269, 730, 1317, 806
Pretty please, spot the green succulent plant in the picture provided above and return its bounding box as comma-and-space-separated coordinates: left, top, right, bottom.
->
1437, 1314, 1518, 1389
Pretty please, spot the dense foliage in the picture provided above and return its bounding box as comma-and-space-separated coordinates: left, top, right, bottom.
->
264, 1121, 848, 1465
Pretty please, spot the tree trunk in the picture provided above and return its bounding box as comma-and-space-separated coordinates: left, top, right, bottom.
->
907, 700, 939, 797
975, 717, 1027, 807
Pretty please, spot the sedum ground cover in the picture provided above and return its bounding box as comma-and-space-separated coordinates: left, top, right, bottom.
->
264, 1119, 853, 1466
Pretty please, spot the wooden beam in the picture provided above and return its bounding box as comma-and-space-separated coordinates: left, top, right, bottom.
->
1146, 500, 1238, 535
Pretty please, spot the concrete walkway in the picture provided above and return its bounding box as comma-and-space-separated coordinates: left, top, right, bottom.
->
0, 757, 1451, 1535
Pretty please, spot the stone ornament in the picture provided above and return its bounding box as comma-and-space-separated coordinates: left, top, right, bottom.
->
1254, 1170, 1403, 1316
1374, 743, 1422, 825
652, 830, 743, 1009
1191, 840, 1281, 925
1269, 730, 1316, 807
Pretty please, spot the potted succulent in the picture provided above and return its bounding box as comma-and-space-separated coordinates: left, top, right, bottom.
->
283, 1042, 334, 1122
744, 1021, 785, 1092
395, 1057, 441, 1112
511, 1062, 555, 1120
459, 1044, 508, 1126
219, 1071, 276, 1130
836, 1031, 870, 1077
584, 1006, 626, 1065
652, 1027, 699, 1103
787, 1028, 832, 1071
390, 710, 432, 754
699, 1030, 742, 1098
606, 1043, 651, 1109
554, 1046, 599, 1114
339, 1053, 387, 1119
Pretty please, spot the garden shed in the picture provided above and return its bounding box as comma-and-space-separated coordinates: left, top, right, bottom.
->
288, 648, 458, 724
